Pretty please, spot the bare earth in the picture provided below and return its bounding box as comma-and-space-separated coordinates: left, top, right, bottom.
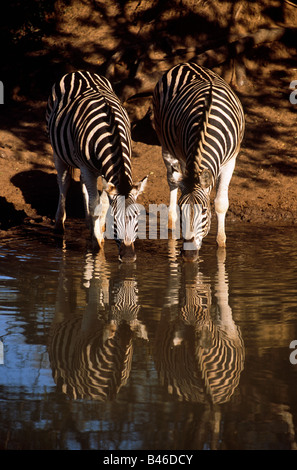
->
1, 0, 297, 242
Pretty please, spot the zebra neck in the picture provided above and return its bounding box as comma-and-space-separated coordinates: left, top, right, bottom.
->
179, 186, 210, 208
193, 186, 210, 203
109, 170, 133, 198
182, 172, 213, 198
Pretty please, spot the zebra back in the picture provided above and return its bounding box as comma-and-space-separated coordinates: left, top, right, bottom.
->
153, 62, 245, 184
46, 70, 133, 195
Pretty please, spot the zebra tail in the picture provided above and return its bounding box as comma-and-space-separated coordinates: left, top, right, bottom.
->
195, 77, 213, 171
103, 94, 132, 197
187, 77, 213, 183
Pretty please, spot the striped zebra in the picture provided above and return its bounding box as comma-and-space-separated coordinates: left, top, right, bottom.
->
48, 250, 147, 400
46, 70, 147, 262
153, 62, 245, 261
48, 316, 134, 400
154, 258, 244, 404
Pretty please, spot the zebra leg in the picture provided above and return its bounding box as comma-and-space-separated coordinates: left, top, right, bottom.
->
215, 248, 238, 338
99, 184, 110, 234
54, 155, 72, 234
81, 178, 91, 231
162, 149, 181, 231
214, 157, 236, 247
168, 188, 178, 232
81, 178, 109, 235
80, 168, 104, 251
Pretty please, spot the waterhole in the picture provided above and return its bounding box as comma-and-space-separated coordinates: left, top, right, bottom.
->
0, 222, 297, 450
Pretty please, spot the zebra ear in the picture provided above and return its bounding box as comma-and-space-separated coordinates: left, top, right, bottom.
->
103, 181, 118, 197
199, 168, 213, 189
131, 176, 148, 198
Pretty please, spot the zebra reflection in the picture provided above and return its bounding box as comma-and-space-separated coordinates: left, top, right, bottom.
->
154, 247, 244, 404
48, 251, 147, 400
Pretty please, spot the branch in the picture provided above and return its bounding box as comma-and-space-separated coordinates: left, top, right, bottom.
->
106, 26, 289, 104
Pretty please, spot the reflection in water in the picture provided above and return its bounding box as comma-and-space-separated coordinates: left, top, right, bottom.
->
2, 226, 297, 449
48, 251, 148, 401
154, 244, 244, 405
48, 242, 244, 408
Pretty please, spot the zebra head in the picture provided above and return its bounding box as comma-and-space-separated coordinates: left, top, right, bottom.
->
179, 168, 212, 262
105, 177, 147, 263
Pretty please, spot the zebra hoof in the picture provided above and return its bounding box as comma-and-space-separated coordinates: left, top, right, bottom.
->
216, 234, 226, 248
91, 237, 104, 252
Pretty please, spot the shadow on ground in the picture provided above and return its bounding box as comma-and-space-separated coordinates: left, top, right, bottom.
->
10, 170, 85, 220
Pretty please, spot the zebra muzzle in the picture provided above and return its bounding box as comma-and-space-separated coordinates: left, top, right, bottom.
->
181, 238, 199, 262
118, 242, 137, 263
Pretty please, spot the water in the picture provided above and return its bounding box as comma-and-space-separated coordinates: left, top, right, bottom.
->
1, 222, 297, 450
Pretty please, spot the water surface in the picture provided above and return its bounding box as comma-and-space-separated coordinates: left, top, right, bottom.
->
1, 223, 297, 450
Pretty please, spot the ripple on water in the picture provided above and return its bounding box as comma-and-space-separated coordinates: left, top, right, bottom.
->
1, 225, 297, 449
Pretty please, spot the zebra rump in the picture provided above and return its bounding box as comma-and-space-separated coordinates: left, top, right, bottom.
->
153, 62, 245, 260
46, 70, 147, 262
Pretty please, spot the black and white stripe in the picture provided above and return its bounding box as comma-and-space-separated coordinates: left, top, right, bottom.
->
154, 308, 244, 405
48, 316, 134, 400
46, 70, 147, 261
109, 192, 143, 261
48, 254, 143, 401
111, 279, 141, 321
153, 62, 245, 260
154, 263, 245, 404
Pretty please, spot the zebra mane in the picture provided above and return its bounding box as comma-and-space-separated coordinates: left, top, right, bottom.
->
118, 170, 132, 198
103, 94, 132, 198
77, 70, 132, 198
184, 74, 213, 189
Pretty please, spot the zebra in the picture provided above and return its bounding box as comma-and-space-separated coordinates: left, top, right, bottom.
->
154, 254, 244, 405
48, 250, 148, 400
48, 315, 134, 400
153, 62, 245, 261
46, 70, 147, 262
